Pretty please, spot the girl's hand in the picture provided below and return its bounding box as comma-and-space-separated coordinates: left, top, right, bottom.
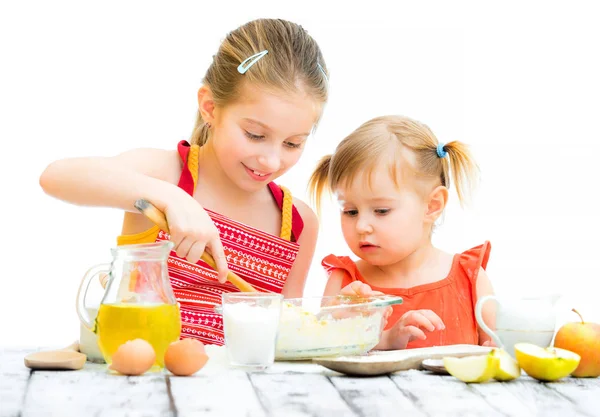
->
386, 309, 445, 350
162, 190, 229, 283
482, 339, 496, 347
339, 281, 384, 298
338, 281, 392, 323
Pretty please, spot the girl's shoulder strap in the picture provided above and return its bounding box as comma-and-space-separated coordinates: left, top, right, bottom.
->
268, 182, 304, 242
177, 140, 197, 196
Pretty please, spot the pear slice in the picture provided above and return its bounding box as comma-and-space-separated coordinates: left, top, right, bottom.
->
443, 352, 500, 383
492, 348, 521, 381
514, 343, 580, 382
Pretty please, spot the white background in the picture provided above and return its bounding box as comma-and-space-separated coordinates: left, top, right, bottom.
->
1, 1, 599, 348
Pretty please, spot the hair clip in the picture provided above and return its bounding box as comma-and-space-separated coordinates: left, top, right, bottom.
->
237, 50, 268, 74
436, 143, 448, 158
317, 63, 328, 81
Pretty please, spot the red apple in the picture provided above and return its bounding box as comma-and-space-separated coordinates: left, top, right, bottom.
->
553, 309, 600, 377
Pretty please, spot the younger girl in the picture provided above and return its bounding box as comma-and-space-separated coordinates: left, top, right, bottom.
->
40, 18, 328, 345
309, 115, 495, 350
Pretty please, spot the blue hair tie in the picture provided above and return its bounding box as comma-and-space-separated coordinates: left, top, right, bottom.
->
436, 143, 448, 158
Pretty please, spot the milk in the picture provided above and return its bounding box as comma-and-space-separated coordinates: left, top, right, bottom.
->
78, 307, 105, 363
495, 329, 555, 357
222, 302, 281, 369
475, 295, 559, 358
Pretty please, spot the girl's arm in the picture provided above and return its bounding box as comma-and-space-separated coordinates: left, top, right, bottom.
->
281, 199, 318, 298
39, 148, 229, 281
322, 269, 346, 296
39, 148, 182, 212
475, 267, 496, 346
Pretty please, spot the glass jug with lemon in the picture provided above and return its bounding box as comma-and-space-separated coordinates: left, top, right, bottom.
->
76, 242, 181, 368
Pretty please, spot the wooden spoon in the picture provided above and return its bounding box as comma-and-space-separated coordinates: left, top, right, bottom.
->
24, 341, 87, 371
133, 199, 257, 293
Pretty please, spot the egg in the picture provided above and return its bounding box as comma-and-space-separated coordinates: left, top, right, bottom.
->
109, 339, 156, 376
164, 338, 209, 376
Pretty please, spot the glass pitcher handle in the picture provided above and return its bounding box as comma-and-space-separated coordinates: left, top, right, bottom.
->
475, 295, 503, 348
76, 263, 110, 333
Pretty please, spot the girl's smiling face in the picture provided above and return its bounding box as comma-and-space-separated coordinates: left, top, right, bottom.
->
336, 165, 430, 266
210, 82, 319, 192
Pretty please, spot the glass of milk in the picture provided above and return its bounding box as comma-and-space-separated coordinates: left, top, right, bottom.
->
221, 293, 283, 370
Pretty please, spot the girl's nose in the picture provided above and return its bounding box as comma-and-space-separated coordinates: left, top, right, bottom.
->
355, 215, 373, 234
257, 147, 281, 172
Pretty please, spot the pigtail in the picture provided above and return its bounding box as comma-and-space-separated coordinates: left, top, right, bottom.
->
190, 111, 211, 147
442, 141, 479, 206
307, 155, 332, 217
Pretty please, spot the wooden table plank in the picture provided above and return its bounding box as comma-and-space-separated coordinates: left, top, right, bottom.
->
0, 349, 32, 417
169, 370, 266, 417
501, 376, 593, 417
250, 373, 356, 416
390, 370, 505, 417
330, 375, 427, 417
2, 347, 595, 417
467, 380, 536, 417
546, 377, 600, 417
21, 364, 174, 417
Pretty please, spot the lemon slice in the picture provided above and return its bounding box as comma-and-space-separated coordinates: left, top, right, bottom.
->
514, 343, 580, 382
492, 348, 521, 381
443, 352, 499, 383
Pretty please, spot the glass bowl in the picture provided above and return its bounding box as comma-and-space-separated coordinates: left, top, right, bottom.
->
275, 295, 403, 360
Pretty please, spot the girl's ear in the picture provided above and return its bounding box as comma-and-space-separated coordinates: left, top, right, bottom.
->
197, 86, 216, 123
425, 185, 448, 224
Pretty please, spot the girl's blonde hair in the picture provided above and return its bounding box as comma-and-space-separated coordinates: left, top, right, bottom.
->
309, 115, 479, 214
191, 18, 329, 146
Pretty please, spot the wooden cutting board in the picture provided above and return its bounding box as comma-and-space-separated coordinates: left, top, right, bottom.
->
312, 344, 492, 376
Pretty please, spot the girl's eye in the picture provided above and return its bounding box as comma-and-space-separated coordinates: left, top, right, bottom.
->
375, 209, 390, 215
244, 131, 265, 141
342, 209, 358, 217
284, 141, 302, 149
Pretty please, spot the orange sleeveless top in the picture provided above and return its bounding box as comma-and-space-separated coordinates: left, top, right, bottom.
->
116, 141, 304, 345
322, 242, 491, 348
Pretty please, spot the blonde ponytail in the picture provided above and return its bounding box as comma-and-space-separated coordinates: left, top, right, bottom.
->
308, 155, 332, 216
438, 141, 479, 206
190, 113, 212, 146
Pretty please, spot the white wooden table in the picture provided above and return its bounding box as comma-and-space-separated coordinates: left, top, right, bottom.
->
1, 346, 598, 417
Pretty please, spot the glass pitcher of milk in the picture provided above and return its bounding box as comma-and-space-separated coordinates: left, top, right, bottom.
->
475, 294, 560, 357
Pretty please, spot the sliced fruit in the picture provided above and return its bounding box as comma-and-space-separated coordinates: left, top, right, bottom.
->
514, 343, 580, 382
492, 348, 521, 381
443, 352, 500, 383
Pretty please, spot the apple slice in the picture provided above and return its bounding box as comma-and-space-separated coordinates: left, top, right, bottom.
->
492, 348, 521, 381
443, 352, 499, 383
514, 343, 580, 382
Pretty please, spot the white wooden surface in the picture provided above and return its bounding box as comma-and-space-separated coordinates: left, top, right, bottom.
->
1, 346, 598, 417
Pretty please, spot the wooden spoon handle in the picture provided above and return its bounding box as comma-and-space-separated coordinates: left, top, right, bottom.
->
61, 341, 80, 352
133, 199, 169, 231
133, 199, 257, 293
198, 252, 257, 293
